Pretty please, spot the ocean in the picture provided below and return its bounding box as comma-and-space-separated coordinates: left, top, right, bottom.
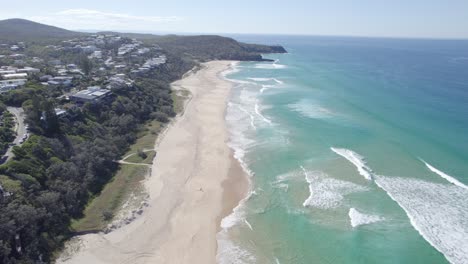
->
217, 35, 468, 264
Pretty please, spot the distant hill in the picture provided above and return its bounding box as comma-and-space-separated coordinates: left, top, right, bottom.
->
114, 33, 287, 61
0, 18, 84, 42
0, 19, 286, 60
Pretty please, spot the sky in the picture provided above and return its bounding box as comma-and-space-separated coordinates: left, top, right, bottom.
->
0, 0, 467, 39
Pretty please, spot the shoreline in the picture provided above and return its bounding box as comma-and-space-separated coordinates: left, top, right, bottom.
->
58, 60, 248, 264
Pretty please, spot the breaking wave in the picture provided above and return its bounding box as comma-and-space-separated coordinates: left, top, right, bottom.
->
348, 208, 384, 228
374, 175, 468, 264
254, 60, 287, 69
288, 99, 334, 119
331, 148, 373, 180
301, 167, 368, 209
254, 102, 272, 124
248, 77, 284, 84
421, 159, 468, 190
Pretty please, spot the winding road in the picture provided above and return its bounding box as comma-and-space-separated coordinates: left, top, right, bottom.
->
2, 107, 26, 163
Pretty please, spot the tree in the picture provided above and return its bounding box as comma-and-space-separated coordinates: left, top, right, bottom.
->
79, 55, 93, 76
137, 149, 147, 159
42, 100, 60, 135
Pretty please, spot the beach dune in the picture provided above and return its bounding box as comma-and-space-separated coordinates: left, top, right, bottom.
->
59, 61, 247, 264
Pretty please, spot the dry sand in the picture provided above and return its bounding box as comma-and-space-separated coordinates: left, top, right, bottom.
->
58, 61, 248, 264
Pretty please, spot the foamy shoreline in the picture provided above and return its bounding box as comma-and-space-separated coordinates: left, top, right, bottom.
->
58, 61, 249, 264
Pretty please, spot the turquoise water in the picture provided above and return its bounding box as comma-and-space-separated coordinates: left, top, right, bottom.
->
217, 36, 468, 264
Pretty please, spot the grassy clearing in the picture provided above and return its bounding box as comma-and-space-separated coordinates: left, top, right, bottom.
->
71, 119, 161, 232
125, 150, 156, 164
71, 164, 148, 232
126, 120, 162, 155
172, 89, 190, 114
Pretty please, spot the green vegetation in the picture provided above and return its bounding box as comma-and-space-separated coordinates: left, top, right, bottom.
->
72, 118, 161, 232
125, 120, 162, 155
171, 88, 191, 115
126, 150, 156, 164
0, 104, 16, 155
71, 164, 148, 232
138, 35, 286, 62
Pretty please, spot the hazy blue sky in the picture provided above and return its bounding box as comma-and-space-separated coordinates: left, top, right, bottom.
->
0, 0, 467, 38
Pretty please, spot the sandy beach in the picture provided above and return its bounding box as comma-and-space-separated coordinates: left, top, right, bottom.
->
58, 61, 248, 264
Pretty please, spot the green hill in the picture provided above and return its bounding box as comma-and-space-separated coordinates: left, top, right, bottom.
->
113, 33, 287, 61
0, 18, 84, 42
0, 19, 286, 60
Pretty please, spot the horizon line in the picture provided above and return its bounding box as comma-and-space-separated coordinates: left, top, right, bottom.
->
2, 17, 468, 41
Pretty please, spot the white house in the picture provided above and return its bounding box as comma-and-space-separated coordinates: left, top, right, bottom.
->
2, 73, 28, 79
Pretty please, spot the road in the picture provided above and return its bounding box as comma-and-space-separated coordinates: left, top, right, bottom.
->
2, 107, 26, 163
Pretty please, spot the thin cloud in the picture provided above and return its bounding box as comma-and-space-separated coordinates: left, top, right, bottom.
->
28, 9, 182, 31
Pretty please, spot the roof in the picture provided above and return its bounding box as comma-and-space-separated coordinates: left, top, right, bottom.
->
71, 87, 111, 101
3, 73, 27, 79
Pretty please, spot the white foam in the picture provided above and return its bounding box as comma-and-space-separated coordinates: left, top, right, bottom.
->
301, 167, 368, 209
259, 85, 273, 94
288, 99, 333, 119
220, 61, 240, 77
254, 102, 272, 125
244, 220, 253, 230
421, 159, 468, 190
247, 77, 271, 82
331, 148, 373, 180
254, 62, 287, 69
247, 77, 284, 85
348, 208, 384, 228
236, 103, 256, 130
273, 78, 284, 85
216, 232, 256, 264
374, 175, 468, 264
217, 187, 257, 264
273, 183, 289, 192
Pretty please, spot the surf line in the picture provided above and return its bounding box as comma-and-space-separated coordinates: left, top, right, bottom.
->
419, 158, 468, 190
330, 147, 373, 180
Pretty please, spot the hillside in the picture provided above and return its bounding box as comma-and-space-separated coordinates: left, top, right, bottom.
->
151, 35, 287, 61
0, 19, 286, 60
0, 19, 84, 42
104, 32, 287, 61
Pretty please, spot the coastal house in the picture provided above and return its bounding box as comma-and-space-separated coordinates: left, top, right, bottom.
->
49, 59, 62, 66
32, 57, 43, 63
55, 108, 67, 117
0, 183, 10, 199
89, 50, 103, 59
10, 54, 25, 59
0, 79, 27, 93
17, 67, 40, 74
106, 75, 133, 90
47, 76, 73, 87
2, 73, 28, 79
39, 75, 53, 82
82, 45, 98, 54
0, 70, 17, 76
143, 55, 167, 68
70, 86, 112, 104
